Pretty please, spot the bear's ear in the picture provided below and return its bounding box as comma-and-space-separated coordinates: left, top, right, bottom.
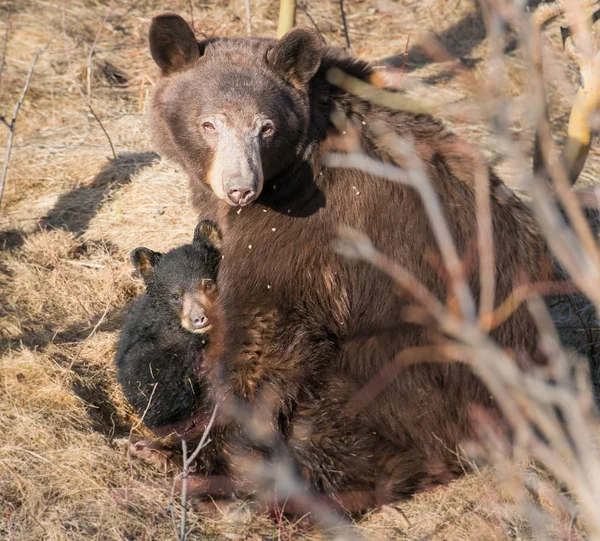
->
193, 220, 222, 251
267, 27, 323, 87
149, 13, 200, 75
130, 247, 163, 283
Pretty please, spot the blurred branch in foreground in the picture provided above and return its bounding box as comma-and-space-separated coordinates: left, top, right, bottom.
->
326, 1, 600, 536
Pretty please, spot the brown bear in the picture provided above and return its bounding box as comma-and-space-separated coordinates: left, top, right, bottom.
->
117, 224, 461, 512
146, 13, 550, 506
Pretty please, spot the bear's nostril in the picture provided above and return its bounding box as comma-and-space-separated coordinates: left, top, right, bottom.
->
227, 188, 255, 206
193, 315, 208, 329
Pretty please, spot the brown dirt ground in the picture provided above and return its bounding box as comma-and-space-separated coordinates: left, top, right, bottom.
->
0, 0, 598, 539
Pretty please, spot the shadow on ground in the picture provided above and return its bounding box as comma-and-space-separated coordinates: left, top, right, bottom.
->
40, 151, 159, 235
1, 152, 160, 436
1, 151, 159, 253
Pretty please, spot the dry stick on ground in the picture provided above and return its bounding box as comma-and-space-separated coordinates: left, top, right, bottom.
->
245, 0, 252, 37
339, 0, 351, 51
61, 5, 116, 160
0, 49, 40, 210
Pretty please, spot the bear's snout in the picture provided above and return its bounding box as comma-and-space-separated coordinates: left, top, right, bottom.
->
226, 184, 256, 206
187, 307, 209, 332
181, 293, 212, 334
193, 313, 209, 330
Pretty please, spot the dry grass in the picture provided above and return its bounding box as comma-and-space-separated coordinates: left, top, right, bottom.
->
1, 0, 599, 539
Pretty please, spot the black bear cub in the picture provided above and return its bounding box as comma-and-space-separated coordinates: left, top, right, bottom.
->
115, 220, 221, 435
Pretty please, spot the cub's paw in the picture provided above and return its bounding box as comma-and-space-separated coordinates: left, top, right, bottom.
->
128, 437, 183, 474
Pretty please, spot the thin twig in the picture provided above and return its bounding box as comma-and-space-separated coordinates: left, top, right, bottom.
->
0, 4, 11, 90
339, 0, 351, 51
473, 153, 495, 327
245, 0, 252, 37
187, 404, 218, 464
398, 34, 410, 82
179, 440, 190, 541
87, 3, 112, 99
296, 2, 326, 44
188, 0, 195, 34
176, 404, 218, 541
122, 383, 158, 538
0, 48, 40, 210
65, 296, 112, 375
327, 147, 477, 321
61, 5, 116, 160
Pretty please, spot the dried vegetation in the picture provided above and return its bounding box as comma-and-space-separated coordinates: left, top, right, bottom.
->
2, 0, 600, 539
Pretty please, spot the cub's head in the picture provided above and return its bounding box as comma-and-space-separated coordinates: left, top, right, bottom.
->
147, 13, 323, 207
131, 220, 222, 334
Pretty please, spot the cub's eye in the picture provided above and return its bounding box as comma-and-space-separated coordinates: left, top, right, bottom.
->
170, 293, 182, 302
260, 124, 274, 137
203, 280, 216, 293
202, 122, 216, 132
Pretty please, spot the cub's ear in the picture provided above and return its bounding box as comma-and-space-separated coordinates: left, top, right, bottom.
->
149, 13, 200, 75
267, 26, 323, 87
193, 220, 222, 251
130, 247, 163, 283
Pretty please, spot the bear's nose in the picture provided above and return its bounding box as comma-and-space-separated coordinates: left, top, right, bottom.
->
192, 314, 209, 330
227, 187, 256, 206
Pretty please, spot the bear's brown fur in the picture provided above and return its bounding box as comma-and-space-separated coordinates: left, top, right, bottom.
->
146, 13, 551, 507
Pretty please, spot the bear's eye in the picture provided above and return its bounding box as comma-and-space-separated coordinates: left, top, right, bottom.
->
170, 293, 182, 302
204, 280, 216, 293
202, 122, 216, 132
260, 124, 274, 137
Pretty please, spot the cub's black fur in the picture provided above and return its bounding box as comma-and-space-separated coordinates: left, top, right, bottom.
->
115, 221, 221, 432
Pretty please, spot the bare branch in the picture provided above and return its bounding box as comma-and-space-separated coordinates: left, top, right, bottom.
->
176, 404, 218, 541
245, 0, 252, 37
61, 5, 116, 160
188, 0, 195, 34
87, 3, 112, 100
398, 34, 410, 82
327, 147, 477, 322
0, 4, 11, 90
0, 48, 40, 210
339, 0, 351, 51
533, 0, 600, 185
473, 155, 495, 328
187, 404, 218, 464
179, 440, 190, 541
296, 2, 326, 44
